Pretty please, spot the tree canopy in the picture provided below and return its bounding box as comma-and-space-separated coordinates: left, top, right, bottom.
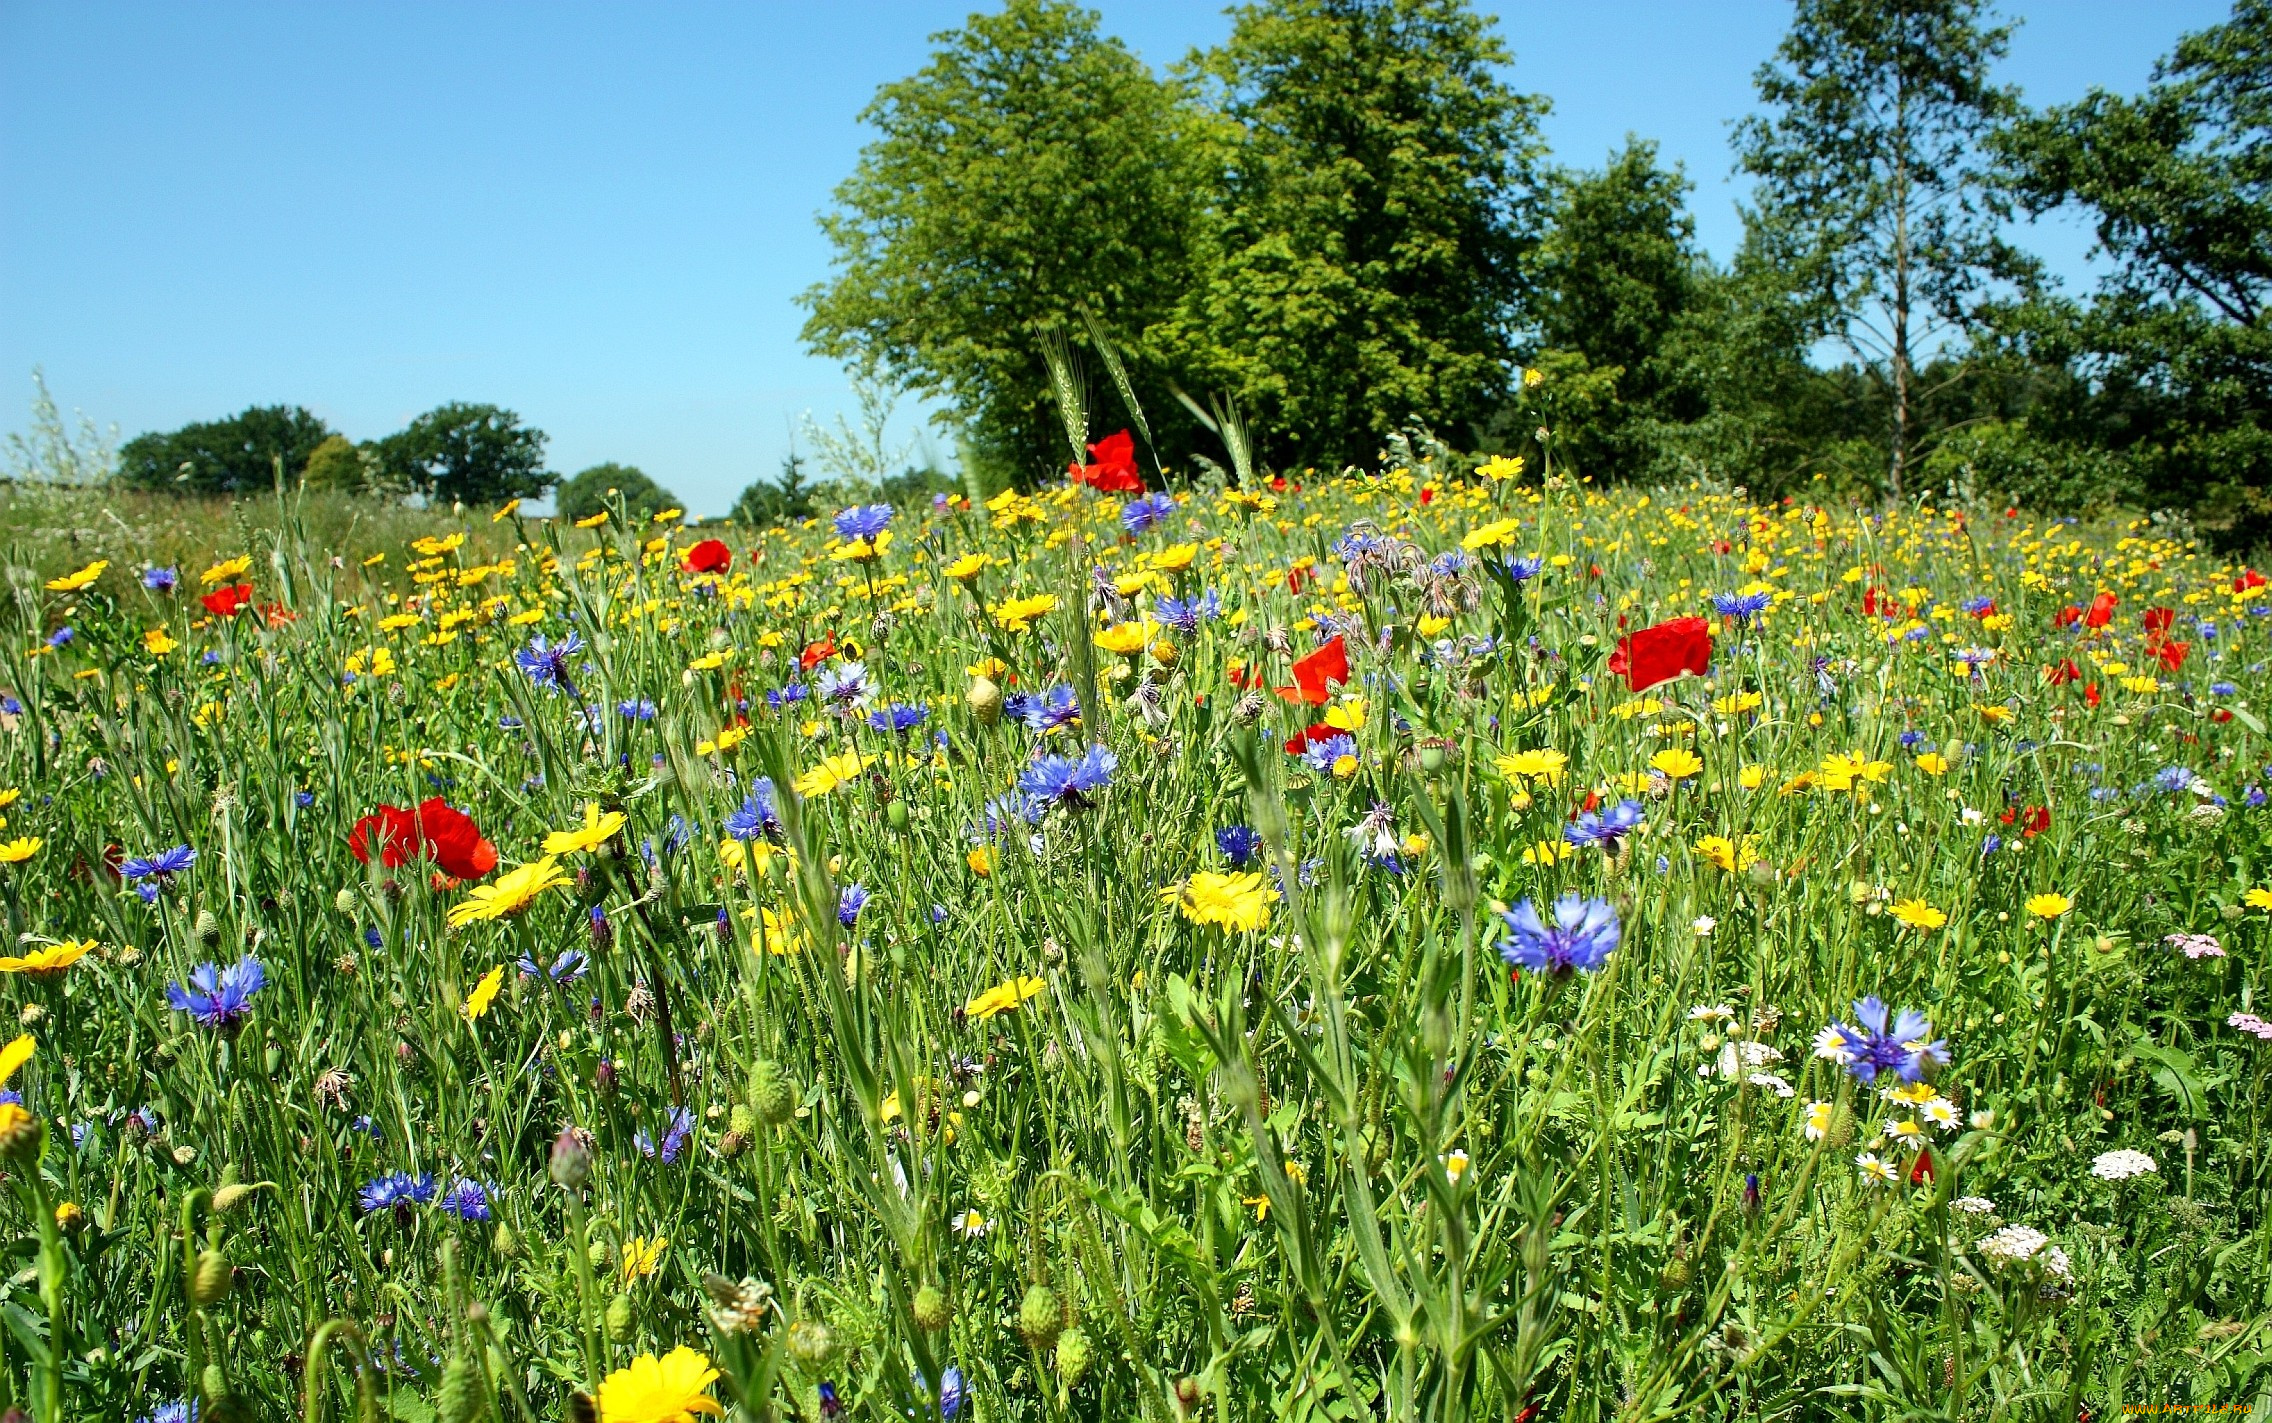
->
117, 405, 335, 494
372, 403, 552, 507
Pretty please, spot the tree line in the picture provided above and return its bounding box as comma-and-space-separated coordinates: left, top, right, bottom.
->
799, 0, 2272, 546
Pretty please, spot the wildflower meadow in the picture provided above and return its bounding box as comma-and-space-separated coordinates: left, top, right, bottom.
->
0, 440, 2268, 1420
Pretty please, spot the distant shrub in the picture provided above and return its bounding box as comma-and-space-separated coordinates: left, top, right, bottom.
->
555, 463, 678, 523
1922, 420, 2142, 514
300, 435, 377, 493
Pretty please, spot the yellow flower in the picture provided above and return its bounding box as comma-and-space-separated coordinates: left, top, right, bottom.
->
1887, 899, 1948, 931
752, 905, 806, 956
942, 553, 990, 582
963, 975, 1048, 1020
966, 846, 997, 877
1094, 621, 1159, 656
0, 838, 41, 865
544, 803, 627, 856
1913, 752, 1951, 775
687, 651, 726, 672
2246, 887, 2272, 912
492, 498, 522, 521
0, 1033, 32, 1087
1694, 835, 1759, 873
1150, 543, 1198, 572
1494, 748, 1567, 785
620, 1235, 670, 1284
1737, 764, 1766, 790
1323, 697, 1366, 732
990, 593, 1060, 633
1162, 871, 1273, 932
792, 750, 873, 798
1649, 747, 1704, 781
0, 940, 93, 975
1519, 839, 1573, 865
597, 1346, 721, 1423
1476, 454, 1525, 482
200, 555, 252, 586
831, 530, 892, 562
45, 560, 107, 593
1802, 1100, 1833, 1141
1818, 752, 1892, 790
1460, 519, 1524, 551
447, 857, 571, 928
575, 510, 610, 529
1711, 690, 1763, 715
1416, 614, 1451, 636
461, 965, 505, 1021
966, 656, 1008, 678
2025, 892, 2073, 920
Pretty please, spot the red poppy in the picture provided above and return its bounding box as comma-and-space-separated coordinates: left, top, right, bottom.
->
800, 633, 837, 671
682, 538, 732, 574
1283, 722, 1339, 755
350, 798, 497, 881
1227, 661, 1256, 690
1270, 474, 1289, 493
1609, 616, 1711, 693
202, 582, 254, 617
1909, 1147, 1935, 1187
2084, 592, 2117, 630
2084, 682, 2101, 708
1274, 636, 1349, 705
2213, 707, 2235, 724
2236, 569, 2267, 594
1966, 599, 1997, 619
1418, 486, 1435, 505
2045, 658, 2082, 685
1287, 565, 1311, 594
2155, 638, 2191, 672
2053, 603, 2082, 628
1069, 429, 1143, 494
2143, 606, 2175, 636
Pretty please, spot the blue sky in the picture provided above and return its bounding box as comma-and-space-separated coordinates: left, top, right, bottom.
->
0, 0, 2231, 515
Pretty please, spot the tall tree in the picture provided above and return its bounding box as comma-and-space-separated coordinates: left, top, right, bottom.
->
555, 462, 678, 524
373, 403, 551, 506
117, 405, 334, 494
1167, 0, 1547, 471
799, 0, 1202, 483
1735, 0, 2022, 496
1992, 0, 2272, 545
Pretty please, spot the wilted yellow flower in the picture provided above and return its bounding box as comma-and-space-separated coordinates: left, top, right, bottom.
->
963, 975, 1047, 1020
461, 965, 505, 1021
1162, 872, 1273, 932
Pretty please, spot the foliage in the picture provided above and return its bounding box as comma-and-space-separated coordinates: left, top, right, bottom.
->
732, 452, 820, 531
1732, 0, 2025, 496
117, 404, 335, 495
1990, 0, 2272, 548
299, 434, 376, 494
2, 370, 117, 486
556, 463, 680, 525
1163, 0, 1547, 473
798, 0, 1203, 484
0, 457, 2269, 1418
371, 401, 553, 507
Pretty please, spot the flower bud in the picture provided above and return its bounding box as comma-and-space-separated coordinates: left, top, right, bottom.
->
1055, 1325, 1093, 1385
194, 909, 221, 948
548, 1127, 592, 1189
1017, 1283, 1063, 1348
334, 888, 358, 915
191, 1247, 233, 1305
52, 1201, 82, 1234
0, 1104, 40, 1163
605, 1293, 635, 1342
967, 675, 1003, 726
748, 1060, 795, 1127
912, 1284, 951, 1332
787, 1318, 838, 1368
438, 1355, 481, 1423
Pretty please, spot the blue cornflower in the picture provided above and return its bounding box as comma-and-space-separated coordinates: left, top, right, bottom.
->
1960, 596, 1995, 615
1564, 799, 1646, 848
137, 1401, 197, 1423
981, 793, 1042, 835
1497, 894, 1620, 976
867, 702, 929, 736
618, 699, 658, 721
515, 631, 585, 693
725, 779, 782, 841
636, 1106, 695, 1164
1, 696, 20, 716
295, 789, 316, 808
1009, 684, 1080, 733
2211, 681, 2239, 696
767, 682, 809, 710
1981, 834, 2001, 856
439, 1179, 492, 1221
1711, 591, 1773, 622
2156, 765, 2199, 793
938, 1367, 967, 1420
833, 505, 894, 542
1216, 824, 1262, 867
1019, 745, 1117, 808
816, 661, 873, 709
1300, 734, 1359, 775
518, 949, 590, 983
143, 567, 179, 593
1120, 492, 1178, 534
2248, 786, 2268, 808
1897, 729, 1925, 748
1155, 590, 1221, 636
838, 883, 870, 927
358, 1172, 437, 1214
1500, 555, 1545, 583
1814, 997, 1948, 1085
165, 956, 264, 1030
362, 926, 384, 951
46, 627, 72, 649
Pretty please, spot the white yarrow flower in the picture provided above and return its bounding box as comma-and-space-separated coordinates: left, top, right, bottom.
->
2090, 1148, 2158, 1181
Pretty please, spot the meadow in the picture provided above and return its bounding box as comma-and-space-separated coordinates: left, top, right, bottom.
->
0, 452, 2265, 1421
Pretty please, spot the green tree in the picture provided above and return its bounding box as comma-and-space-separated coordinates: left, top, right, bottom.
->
1166, 0, 1547, 472
1992, 0, 2272, 544
555, 463, 677, 524
372, 403, 552, 507
1510, 139, 1707, 478
799, 0, 1203, 483
731, 451, 819, 529
300, 434, 375, 493
1735, 0, 2023, 496
118, 404, 335, 494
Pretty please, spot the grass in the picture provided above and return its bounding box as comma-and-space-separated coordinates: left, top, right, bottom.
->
0, 466, 2263, 1421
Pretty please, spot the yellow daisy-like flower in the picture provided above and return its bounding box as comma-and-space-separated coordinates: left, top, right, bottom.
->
1149, 543, 1198, 572
620, 1235, 669, 1284
0, 838, 41, 865
461, 965, 505, 1021
446, 857, 572, 928
2244, 887, 2272, 912
989, 593, 1060, 633
792, 750, 873, 798
751, 905, 806, 956
1459, 519, 1524, 551
1737, 764, 1766, 790
492, 498, 522, 522
1694, 834, 1759, 873
1161, 871, 1273, 933
942, 553, 990, 582
1913, 752, 1951, 775
1802, 1100, 1833, 1140
45, 560, 108, 593
596, 1346, 721, 1423
140, 627, 177, 656
831, 530, 892, 562
1494, 748, 1567, 785
1519, 838, 1573, 865
575, 510, 610, 529
543, 803, 627, 856
1094, 620, 1161, 656
1887, 899, 1948, 931
0, 1033, 33, 1086
966, 846, 997, 877
200, 555, 252, 586
2024, 892, 2073, 920
0, 940, 93, 975
1649, 747, 1704, 781
1323, 697, 1366, 732
963, 974, 1048, 1021
1475, 454, 1525, 482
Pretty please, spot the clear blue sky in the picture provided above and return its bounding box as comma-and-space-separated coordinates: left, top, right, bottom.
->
0, 0, 2231, 515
